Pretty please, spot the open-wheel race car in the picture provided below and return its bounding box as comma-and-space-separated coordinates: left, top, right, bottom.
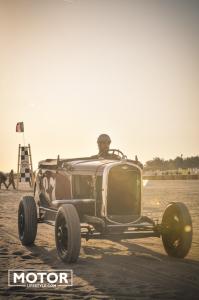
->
18, 149, 193, 263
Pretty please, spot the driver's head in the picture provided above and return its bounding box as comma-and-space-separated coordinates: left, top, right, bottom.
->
97, 134, 111, 153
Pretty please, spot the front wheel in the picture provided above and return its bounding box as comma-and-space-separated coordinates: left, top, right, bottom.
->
18, 196, 38, 245
161, 202, 192, 258
55, 204, 81, 263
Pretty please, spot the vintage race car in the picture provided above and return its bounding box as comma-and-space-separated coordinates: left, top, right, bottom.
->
18, 149, 192, 263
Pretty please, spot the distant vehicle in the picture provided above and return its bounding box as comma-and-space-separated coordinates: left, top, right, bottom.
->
18, 149, 192, 263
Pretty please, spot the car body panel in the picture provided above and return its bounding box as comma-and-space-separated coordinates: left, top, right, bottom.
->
35, 156, 142, 225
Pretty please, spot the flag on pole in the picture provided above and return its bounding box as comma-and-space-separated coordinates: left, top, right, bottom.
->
16, 122, 24, 132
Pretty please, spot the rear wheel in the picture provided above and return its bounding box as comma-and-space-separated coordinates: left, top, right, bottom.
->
55, 204, 81, 263
161, 202, 192, 258
18, 196, 38, 245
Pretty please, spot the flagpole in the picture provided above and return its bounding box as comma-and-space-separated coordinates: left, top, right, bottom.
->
23, 132, 25, 146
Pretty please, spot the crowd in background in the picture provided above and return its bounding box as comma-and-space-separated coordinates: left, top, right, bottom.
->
0, 170, 16, 190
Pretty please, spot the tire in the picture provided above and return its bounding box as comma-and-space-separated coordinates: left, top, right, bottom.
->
18, 196, 38, 245
161, 202, 192, 258
55, 204, 81, 263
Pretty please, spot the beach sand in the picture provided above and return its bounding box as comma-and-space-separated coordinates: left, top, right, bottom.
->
0, 180, 199, 299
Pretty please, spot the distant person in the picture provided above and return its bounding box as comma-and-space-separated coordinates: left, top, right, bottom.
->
0, 172, 8, 189
91, 134, 119, 159
7, 169, 16, 190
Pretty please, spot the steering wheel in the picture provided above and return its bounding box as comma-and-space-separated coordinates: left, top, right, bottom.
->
98, 149, 127, 159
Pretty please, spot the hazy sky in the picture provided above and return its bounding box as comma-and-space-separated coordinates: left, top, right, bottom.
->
0, 0, 198, 172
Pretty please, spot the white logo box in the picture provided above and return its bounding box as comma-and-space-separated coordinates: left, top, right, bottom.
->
8, 269, 73, 287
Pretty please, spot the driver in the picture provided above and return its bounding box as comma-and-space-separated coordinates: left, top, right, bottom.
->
91, 134, 119, 159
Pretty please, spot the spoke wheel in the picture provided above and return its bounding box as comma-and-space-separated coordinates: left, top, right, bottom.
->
18, 196, 37, 245
56, 215, 68, 256
161, 202, 192, 258
55, 204, 81, 263
18, 204, 25, 240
